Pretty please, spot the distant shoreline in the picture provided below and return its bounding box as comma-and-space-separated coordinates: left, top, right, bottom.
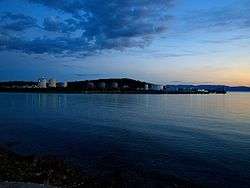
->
0, 88, 226, 94
1, 78, 248, 93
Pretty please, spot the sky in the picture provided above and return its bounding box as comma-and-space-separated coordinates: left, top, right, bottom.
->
0, 0, 250, 86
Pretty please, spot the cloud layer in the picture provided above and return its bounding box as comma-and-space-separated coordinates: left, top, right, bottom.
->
183, 1, 250, 31
1, 0, 250, 58
0, 0, 173, 56
0, 12, 37, 31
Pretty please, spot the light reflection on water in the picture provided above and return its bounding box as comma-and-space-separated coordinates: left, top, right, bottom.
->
0, 92, 250, 187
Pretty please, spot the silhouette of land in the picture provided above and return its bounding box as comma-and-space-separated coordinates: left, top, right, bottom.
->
0, 78, 236, 94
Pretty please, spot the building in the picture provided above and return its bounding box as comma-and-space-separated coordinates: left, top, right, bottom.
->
38, 78, 47, 88
144, 84, 149, 91
149, 84, 163, 91
48, 79, 57, 88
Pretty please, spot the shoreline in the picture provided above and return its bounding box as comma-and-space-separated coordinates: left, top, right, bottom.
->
0, 146, 88, 188
0, 182, 56, 188
0, 146, 203, 188
0, 88, 226, 94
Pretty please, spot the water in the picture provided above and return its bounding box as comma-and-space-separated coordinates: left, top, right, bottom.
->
0, 92, 250, 187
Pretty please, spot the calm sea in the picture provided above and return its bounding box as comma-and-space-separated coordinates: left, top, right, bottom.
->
0, 92, 250, 187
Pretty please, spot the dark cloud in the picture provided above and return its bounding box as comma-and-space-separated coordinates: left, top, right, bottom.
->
43, 17, 79, 33
33, 0, 173, 38
0, 34, 92, 55
0, 0, 173, 56
0, 12, 37, 31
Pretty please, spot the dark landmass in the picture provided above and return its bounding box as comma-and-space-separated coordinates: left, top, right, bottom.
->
0, 81, 37, 87
166, 84, 250, 92
0, 87, 220, 94
0, 78, 230, 94
165, 84, 226, 94
68, 78, 146, 90
0, 79, 249, 93
0, 146, 204, 188
225, 86, 250, 92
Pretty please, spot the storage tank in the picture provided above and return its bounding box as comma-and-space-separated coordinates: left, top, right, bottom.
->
57, 82, 67, 88
63, 81, 68, 88
111, 82, 119, 89
38, 78, 47, 88
48, 79, 57, 88
87, 82, 95, 89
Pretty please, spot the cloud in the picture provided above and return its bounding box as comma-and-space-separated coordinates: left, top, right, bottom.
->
183, 1, 250, 32
43, 17, 79, 33
0, 34, 91, 55
0, 12, 37, 31
202, 35, 250, 44
75, 73, 104, 77
0, 0, 174, 57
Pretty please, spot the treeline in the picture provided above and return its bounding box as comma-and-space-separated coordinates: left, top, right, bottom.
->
0, 81, 37, 87
68, 78, 147, 90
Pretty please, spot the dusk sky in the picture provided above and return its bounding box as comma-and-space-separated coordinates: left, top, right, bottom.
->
0, 0, 250, 86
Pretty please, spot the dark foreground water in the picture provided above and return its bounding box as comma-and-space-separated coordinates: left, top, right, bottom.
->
0, 92, 250, 187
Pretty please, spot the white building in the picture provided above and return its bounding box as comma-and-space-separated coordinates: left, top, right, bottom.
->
48, 79, 57, 88
144, 84, 149, 91
38, 78, 47, 88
